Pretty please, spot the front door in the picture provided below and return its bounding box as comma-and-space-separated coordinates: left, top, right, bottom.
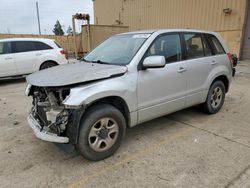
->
137, 33, 187, 124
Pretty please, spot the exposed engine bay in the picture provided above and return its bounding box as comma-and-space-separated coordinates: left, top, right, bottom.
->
30, 86, 71, 136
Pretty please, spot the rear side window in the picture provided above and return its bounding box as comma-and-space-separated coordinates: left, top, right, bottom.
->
0, 42, 11, 54
206, 35, 225, 55
146, 34, 182, 63
13, 41, 37, 53
202, 36, 212, 56
12, 41, 52, 53
184, 33, 211, 59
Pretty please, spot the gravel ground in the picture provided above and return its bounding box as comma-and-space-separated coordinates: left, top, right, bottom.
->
0, 61, 250, 188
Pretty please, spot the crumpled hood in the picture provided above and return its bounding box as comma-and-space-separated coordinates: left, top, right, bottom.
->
26, 62, 127, 87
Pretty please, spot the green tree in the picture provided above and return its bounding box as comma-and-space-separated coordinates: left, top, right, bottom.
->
53, 20, 64, 36
67, 25, 73, 35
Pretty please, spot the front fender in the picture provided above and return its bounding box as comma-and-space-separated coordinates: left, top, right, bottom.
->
63, 76, 137, 112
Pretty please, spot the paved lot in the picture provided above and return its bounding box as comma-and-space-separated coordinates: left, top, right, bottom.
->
0, 61, 250, 188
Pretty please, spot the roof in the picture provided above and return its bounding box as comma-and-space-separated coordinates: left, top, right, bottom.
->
0, 38, 55, 42
118, 29, 217, 35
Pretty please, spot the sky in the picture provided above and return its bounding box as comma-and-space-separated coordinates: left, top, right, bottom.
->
0, 0, 94, 35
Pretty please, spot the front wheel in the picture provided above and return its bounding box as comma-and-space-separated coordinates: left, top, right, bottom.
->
77, 104, 126, 161
201, 80, 226, 114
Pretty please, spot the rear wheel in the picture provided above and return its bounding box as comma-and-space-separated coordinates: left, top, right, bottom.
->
77, 104, 126, 161
40, 62, 57, 70
201, 80, 226, 114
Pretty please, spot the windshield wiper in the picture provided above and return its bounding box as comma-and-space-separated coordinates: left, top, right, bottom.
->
91, 60, 110, 65
81, 58, 91, 63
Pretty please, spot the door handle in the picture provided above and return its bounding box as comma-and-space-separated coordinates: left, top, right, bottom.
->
177, 67, 186, 73
35, 53, 42, 56
5, 57, 13, 60
211, 61, 218, 65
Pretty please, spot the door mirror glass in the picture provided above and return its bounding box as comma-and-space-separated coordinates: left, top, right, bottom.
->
142, 56, 166, 69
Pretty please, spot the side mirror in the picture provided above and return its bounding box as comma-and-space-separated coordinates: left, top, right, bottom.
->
142, 56, 166, 69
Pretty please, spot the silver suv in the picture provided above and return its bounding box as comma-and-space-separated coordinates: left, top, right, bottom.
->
26, 29, 236, 161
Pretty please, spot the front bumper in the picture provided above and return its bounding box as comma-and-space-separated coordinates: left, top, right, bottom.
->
27, 113, 69, 143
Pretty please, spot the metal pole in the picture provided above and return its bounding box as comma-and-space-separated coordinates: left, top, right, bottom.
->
72, 16, 78, 59
36, 2, 41, 35
87, 19, 91, 52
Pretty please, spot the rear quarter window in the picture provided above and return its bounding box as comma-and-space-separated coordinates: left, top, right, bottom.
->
35, 41, 53, 50
54, 41, 62, 48
205, 34, 225, 55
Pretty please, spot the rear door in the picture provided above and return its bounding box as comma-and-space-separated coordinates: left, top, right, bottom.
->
12, 41, 42, 75
0, 41, 16, 77
183, 33, 214, 107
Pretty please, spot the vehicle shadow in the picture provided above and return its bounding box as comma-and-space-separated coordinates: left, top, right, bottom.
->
55, 106, 203, 157
0, 77, 26, 86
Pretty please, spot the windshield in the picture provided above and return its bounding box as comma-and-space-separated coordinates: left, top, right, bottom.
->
83, 34, 151, 65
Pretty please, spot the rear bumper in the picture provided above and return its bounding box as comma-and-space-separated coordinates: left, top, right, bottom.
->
60, 60, 69, 64
232, 68, 236, 77
27, 113, 69, 143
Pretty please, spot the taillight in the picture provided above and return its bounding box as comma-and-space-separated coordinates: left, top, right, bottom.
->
60, 49, 68, 59
227, 53, 233, 69
227, 53, 237, 68
60, 49, 65, 54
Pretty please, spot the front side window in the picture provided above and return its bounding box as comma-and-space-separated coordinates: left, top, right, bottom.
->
83, 34, 150, 65
146, 34, 182, 63
0, 42, 11, 55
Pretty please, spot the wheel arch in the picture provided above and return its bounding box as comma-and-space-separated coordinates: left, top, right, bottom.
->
66, 96, 131, 145
39, 60, 58, 70
211, 75, 229, 93
86, 96, 131, 128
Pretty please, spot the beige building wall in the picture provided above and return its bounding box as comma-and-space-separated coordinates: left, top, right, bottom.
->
93, 0, 247, 56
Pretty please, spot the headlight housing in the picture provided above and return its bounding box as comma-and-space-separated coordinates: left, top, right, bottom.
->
25, 84, 32, 96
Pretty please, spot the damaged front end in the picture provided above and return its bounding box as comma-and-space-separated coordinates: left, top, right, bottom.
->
27, 85, 78, 143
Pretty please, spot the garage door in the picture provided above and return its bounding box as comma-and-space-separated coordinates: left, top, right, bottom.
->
242, 2, 250, 60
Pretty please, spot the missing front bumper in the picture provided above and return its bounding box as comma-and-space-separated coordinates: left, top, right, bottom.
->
27, 113, 69, 143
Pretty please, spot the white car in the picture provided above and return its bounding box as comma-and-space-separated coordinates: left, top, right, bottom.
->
0, 38, 68, 78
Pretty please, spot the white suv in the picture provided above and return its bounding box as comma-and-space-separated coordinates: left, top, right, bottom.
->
0, 38, 68, 78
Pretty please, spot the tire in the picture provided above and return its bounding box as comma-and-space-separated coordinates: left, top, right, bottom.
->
201, 80, 226, 114
77, 104, 126, 161
40, 62, 57, 70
